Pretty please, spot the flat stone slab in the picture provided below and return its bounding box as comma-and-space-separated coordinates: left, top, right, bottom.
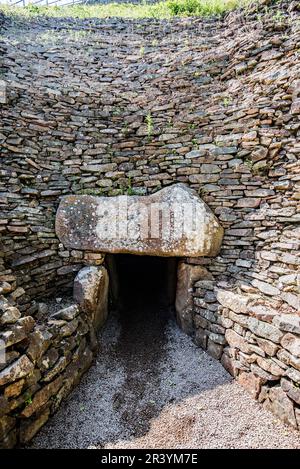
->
55, 184, 223, 257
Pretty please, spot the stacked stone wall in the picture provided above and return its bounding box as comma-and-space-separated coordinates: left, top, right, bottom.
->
0, 0, 299, 446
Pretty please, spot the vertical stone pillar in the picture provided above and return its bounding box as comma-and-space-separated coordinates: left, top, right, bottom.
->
175, 261, 213, 335
0, 80, 7, 104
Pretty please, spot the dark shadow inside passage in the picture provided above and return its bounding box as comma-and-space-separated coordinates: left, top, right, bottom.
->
106, 254, 178, 312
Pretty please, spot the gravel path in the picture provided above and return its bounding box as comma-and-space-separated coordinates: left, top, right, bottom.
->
29, 306, 300, 449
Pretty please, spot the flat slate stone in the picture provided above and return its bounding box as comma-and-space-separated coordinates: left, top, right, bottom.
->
56, 184, 223, 257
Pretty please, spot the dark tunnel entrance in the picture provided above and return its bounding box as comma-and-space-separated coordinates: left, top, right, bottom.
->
106, 254, 178, 313
102, 255, 180, 437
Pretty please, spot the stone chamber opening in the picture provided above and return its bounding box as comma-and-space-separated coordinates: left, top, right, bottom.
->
103, 255, 179, 374
107, 254, 178, 313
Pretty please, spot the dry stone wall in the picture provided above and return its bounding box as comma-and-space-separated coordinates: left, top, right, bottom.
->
0, 0, 300, 445
0, 297, 96, 448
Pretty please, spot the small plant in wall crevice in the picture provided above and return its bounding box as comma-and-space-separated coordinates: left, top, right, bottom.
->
24, 393, 33, 407
145, 112, 153, 140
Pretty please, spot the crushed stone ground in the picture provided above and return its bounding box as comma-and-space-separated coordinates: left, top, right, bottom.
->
29, 306, 300, 449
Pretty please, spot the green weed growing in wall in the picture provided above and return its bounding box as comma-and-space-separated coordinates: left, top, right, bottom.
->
145, 112, 153, 140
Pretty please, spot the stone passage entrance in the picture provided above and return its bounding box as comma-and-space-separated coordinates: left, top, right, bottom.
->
107, 254, 178, 312
56, 183, 224, 332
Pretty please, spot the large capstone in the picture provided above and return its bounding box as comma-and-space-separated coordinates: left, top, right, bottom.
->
55, 184, 223, 257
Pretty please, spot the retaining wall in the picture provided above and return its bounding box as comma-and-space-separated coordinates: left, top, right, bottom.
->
0, 0, 300, 446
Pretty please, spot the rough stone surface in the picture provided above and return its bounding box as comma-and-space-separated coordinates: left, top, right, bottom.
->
273, 316, 300, 335
216, 289, 250, 314
225, 330, 250, 354
256, 337, 279, 357
0, 3, 298, 316
175, 262, 213, 334
56, 185, 224, 257
0, 355, 34, 386
19, 408, 50, 444
267, 387, 297, 429
248, 318, 284, 344
238, 372, 264, 400
73, 266, 109, 330
281, 378, 300, 406
281, 334, 300, 358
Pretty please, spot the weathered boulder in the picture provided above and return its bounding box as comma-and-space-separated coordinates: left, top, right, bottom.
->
175, 262, 213, 334
56, 184, 223, 257
73, 266, 109, 330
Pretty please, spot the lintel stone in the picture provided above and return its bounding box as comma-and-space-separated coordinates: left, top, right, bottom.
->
56, 184, 224, 257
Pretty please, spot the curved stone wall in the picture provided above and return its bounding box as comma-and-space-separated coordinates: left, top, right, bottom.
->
0, 0, 299, 447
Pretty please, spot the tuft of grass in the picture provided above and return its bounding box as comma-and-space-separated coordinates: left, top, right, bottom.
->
24, 394, 33, 407
1, 0, 253, 20
145, 111, 153, 139
223, 96, 231, 107
166, 0, 241, 16
126, 177, 139, 195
